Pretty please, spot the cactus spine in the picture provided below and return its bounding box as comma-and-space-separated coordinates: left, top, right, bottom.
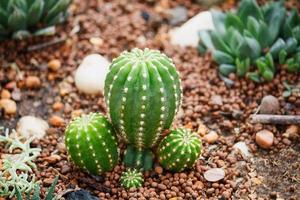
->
120, 169, 144, 189
65, 113, 119, 175
104, 48, 182, 169
157, 128, 202, 172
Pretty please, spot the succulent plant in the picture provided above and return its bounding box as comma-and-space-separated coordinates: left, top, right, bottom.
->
0, 0, 71, 40
120, 169, 144, 190
198, 0, 300, 82
65, 113, 119, 175
157, 128, 202, 172
104, 48, 182, 170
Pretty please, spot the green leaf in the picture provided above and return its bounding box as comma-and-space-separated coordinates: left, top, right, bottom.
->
44, 0, 70, 24
0, 7, 8, 27
8, 7, 27, 31
236, 58, 250, 77
283, 9, 298, 38
12, 0, 28, 12
247, 72, 261, 83
262, 69, 274, 81
247, 16, 259, 38
198, 30, 214, 51
27, 0, 45, 26
237, 0, 263, 24
211, 10, 226, 36
0, 0, 9, 9
237, 36, 261, 61
31, 184, 40, 200
285, 37, 298, 54
219, 64, 236, 76
256, 59, 268, 74
227, 28, 243, 56
34, 26, 55, 36
44, 0, 57, 10
12, 30, 31, 39
283, 90, 292, 97
279, 50, 287, 65
225, 12, 244, 32
44, 176, 58, 200
210, 31, 232, 55
15, 186, 23, 200
265, 53, 275, 72
212, 50, 234, 64
269, 38, 286, 58
257, 20, 272, 48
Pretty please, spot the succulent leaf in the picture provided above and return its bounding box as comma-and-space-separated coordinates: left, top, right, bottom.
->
213, 50, 234, 64
65, 113, 119, 175
8, 7, 27, 31
225, 12, 244, 32
44, 0, 70, 24
237, 0, 263, 24
269, 38, 286, 58
219, 64, 236, 76
157, 128, 202, 172
27, 0, 44, 26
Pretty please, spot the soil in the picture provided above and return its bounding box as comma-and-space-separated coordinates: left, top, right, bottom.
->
0, 0, 299, 200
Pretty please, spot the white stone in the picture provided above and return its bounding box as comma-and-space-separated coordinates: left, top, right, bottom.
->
17, 116, 49, 140
169, 11, 214, 47
75, 54, 111, 94
233, 142, 252, 157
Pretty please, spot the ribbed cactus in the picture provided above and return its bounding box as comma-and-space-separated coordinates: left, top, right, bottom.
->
65, 113, 119, 175
0, 0, 71, 40
104, 48, 182, 170
120, 169, 144, 190
157, 128, 202, 172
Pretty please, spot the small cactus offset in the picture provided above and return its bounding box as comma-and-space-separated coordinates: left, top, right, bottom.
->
104, 48, 182, 169
65, 113, 119, 175
120, 169, 144, 190
157, 128, 202, 172
0, 0, 71, 40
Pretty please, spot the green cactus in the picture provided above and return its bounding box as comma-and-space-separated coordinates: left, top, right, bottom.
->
120, 169, 144, 190
157, 128, 202, 172
65, 113, 119, 175
104, 48, 182, 170
0, 0, 71, 40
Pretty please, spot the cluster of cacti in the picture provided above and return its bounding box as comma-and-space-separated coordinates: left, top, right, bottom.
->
120, 169, 144, 190
157, 128, 202, 172
198, 0, 300, 82
104, 48, 182, 170
65, 113, 119, 175
0, 0, 71, 40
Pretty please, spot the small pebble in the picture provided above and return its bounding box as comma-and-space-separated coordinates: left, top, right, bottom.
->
204, 168, 225, 182
25, 76, 41, 89
0, 99, 17, 115
52, 102, 64, 111
17, 116, 49, 139
1, 89, 11, 99
48, 59, 61, 71
255, 130, 274, 149
155, 166, 163, 174
259, 95, 279, 114
49, 115, 65, 127
203, 131, 218, 144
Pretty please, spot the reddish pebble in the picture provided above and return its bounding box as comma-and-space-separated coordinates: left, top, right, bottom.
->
255, 130, 274, 149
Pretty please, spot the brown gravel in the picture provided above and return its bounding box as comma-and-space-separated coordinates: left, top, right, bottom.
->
0, 0, 300, 200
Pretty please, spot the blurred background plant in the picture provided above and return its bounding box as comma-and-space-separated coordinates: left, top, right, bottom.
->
0, 128, 41, 198
0, 0, 71, 40
198, 0, 300, 82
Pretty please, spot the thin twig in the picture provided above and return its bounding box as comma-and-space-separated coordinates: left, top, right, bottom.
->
26, 37, 67, 52
250, 114, 300, 124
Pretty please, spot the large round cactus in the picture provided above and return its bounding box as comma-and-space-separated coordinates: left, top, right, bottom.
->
104, 48, 182, 170
157, 128, 202, 172
65, 113, 119, 175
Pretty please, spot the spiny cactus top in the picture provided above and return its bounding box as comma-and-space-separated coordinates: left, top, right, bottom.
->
120, 169, 144, 190
104, 48, 182, 149
65, 113, 119, 175
157, 128, 202, 172
0, 0, 71, 40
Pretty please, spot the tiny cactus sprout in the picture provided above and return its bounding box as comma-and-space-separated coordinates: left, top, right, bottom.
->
120, 169, 144, 190
104, 48, 182, 170
157, 128, 202, 172
65, 113, 119, 175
